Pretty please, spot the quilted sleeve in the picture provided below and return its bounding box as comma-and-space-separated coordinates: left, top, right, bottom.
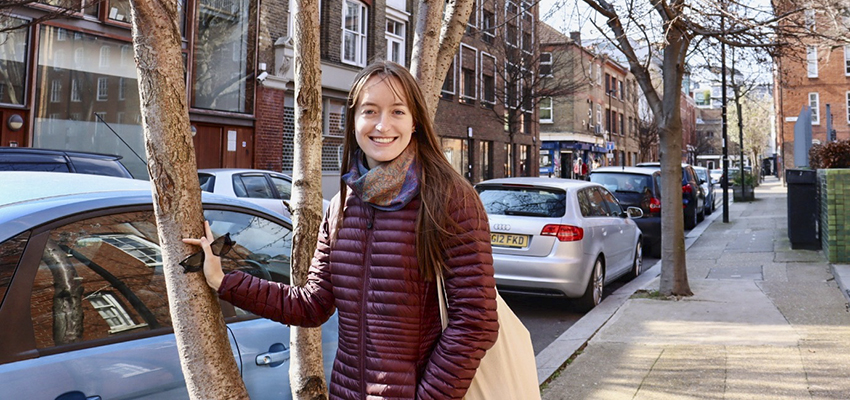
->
416, 190, 499, 399
217, 197, 338, 328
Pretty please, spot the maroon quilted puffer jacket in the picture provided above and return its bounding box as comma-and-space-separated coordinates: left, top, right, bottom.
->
218, 189, 499, 399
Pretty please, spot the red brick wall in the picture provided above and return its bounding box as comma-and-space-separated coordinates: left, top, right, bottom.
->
254, 86, 286, 171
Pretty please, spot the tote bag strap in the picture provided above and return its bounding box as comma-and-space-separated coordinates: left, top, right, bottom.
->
436, 272, 449, 330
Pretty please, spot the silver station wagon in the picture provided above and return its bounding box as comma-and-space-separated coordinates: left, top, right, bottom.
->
475, 178, 644, 311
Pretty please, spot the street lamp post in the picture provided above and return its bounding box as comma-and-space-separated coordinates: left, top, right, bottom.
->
607, 88, 614, 166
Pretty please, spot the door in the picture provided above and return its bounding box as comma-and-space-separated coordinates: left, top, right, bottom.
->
585, 187, 628, 276
222, 126, 253, 169
0, 109, 28, 147
598, 187, 634, 274
193, 124, 223, 168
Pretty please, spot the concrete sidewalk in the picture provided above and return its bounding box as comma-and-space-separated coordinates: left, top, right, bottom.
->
539, 176, 850, 399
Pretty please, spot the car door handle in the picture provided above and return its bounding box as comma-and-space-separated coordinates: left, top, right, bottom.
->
55, 391, 101, 400
256, 349, 290, 366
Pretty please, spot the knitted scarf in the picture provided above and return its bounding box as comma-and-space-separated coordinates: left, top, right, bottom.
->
342, 144, 420, 211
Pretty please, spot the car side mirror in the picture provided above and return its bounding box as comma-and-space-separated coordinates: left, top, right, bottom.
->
625, 206, 643, 219
699, 179, 706, 184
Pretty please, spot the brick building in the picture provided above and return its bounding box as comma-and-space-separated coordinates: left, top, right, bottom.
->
773, 4, 850, 176
537, 25, 640, 179
1, 0, 538, 194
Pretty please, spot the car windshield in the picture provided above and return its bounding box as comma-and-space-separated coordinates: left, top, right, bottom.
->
590, 173, 654, 194
476, 185, 566, 217
694, 168, 708, 182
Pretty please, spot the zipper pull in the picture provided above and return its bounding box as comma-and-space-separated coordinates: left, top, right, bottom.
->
366, 207, 375, 230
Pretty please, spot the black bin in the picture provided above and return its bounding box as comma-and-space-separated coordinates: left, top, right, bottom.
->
786, 169, 821, 250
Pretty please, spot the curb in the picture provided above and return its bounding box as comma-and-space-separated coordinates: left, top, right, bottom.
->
536, 204, 724, 385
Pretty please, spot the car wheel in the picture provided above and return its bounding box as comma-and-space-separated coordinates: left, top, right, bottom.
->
685, 206, 697, 229
576, 257, 604, 312
705, 197, 713, 215
628, 241, 643, 280
697, 206, 705, 222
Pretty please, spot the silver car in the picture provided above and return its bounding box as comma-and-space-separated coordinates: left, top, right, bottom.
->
198, 168, 330, 218
475, 178, 644, 311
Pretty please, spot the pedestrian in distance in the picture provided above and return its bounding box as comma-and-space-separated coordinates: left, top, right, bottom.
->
183, 60, 499, 399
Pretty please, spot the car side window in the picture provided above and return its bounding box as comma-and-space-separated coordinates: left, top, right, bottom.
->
577, 190, 592, 217
585, 188, 608, 217
0, 232, 29, 307
203, 210, 292, 317
269, 175, 292, 200
29, 208, 293, 350
31, 211, 169, 349
234, 175, 274, 199
598, 188, 623, 216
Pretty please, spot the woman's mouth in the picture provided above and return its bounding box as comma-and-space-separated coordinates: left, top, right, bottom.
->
371, 137, 396, 144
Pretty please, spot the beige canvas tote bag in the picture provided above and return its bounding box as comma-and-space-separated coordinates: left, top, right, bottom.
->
436, 274, 541, 400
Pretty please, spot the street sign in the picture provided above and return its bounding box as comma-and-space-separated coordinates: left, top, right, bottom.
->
606, 141, 615, 152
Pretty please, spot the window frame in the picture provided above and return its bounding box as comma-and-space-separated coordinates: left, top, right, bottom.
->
385, 17, 406, 66
341, 0, 368, 67
539, 97, 553, 124
807, 45, 818, 78
441, 55, 457, 97
459, 43, 478, 103
480, 51, 497, 106
809, 92, 820, 125
539, 52, 552, 77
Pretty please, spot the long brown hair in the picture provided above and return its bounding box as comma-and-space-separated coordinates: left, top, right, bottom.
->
336, 61, 481, 281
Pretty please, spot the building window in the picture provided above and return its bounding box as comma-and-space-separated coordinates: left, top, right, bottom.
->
97, 77, 109, 101
108, 0, 133, 23
505, 143, 513, 177
596, 104, 602, 130
71, 79, 81, 102
342, 0, 368, 66
619, 81, 624, 100
192, 0, 257, 114
460, 44, 477, 103
620, 112, 625, 135
119, 77, 126, 100
98, 234, 163, 268
505, 1, 518, 47
846, 92, 850, 124
540, 97, 553, 123
845, 46, 850, 76
479, 140, 493, 181
804, 9, 815, 31
519, 144, 529, 176
100, 46, 111, 68
386, 18, 405, 65
481, 52, 496, 106
88, 293, 148, 334
807, 46, 818, 78
482, 10, 495, 43
442, 58, 456, 98
467, 0, 478, 32
540, 52, 552, 77
809, 92, 819, 125
49, 80, 61, 103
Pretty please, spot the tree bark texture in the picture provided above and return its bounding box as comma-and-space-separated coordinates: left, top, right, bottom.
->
291, 0, 328, 397
128, 0, 249, 398
411, 0, 475, 118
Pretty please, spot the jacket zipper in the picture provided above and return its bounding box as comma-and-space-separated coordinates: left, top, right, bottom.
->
360, 206, 376, 397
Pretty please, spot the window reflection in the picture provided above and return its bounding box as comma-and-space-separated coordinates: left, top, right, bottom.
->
192, 0, 256, 113
33, 26, 147, 179
0, 17, 29, 106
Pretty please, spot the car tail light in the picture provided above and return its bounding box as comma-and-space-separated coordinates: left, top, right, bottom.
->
649, 197, 661, 214
682, 185, 692, 194
541, 224, 584, 242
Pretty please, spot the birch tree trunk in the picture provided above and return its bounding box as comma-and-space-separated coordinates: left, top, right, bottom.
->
289, 0, 327, 397
128, 0, 249, 397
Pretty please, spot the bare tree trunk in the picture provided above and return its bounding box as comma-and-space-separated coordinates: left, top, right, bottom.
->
43, 242, 84, 345
411, 0, 475, 117
128, 0, 249, 398
289, 0, 328, 397
656, 27, 692, 296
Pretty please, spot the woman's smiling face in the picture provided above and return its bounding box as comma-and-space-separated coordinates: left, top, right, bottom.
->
354, 75, 415, 169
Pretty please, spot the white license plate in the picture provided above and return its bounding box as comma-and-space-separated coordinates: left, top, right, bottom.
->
490, 233, 529, 248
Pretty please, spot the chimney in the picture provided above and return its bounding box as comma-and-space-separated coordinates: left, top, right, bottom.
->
570, 31, 581, 45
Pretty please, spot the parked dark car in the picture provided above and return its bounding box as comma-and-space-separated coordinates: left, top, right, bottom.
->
635, 162, 706, 229
0, 147, 135, 179
692, 166, 716, 215
590, 167, 662, 257
0, 172, 338, 400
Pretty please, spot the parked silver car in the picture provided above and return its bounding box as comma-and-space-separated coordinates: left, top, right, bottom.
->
198, 168, 330, 218
475, 178, 644, 311
0, 172, 338, 400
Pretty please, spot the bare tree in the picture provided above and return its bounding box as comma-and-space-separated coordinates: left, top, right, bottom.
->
126, 0, 249, 397
287, 0, 327, 397
636, 111, 659, 163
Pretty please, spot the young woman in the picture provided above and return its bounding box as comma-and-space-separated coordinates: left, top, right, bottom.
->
184, 61, 498, 399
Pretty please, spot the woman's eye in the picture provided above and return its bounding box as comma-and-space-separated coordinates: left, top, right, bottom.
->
393, 109, 406, 115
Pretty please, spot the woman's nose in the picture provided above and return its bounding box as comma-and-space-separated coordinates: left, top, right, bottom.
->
375, 122, 385, 132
